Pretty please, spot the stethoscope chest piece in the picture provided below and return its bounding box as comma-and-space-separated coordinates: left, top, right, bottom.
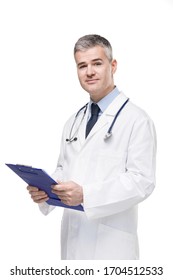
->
104, 98, 129, 140
104, 132, 112, 140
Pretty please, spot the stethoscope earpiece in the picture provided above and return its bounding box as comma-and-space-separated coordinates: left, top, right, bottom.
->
66, 103, 88, 143
66, 137, 78, 142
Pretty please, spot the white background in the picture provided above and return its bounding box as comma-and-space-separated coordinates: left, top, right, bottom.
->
0, 0, 173, 278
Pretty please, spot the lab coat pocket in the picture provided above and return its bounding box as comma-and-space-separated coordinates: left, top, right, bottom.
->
94, 223, 138, 260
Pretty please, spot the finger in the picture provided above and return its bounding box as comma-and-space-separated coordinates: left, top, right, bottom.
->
27, 185, 39, 191
31, 191, 47, 197
51, 184, 66, 191
51, 190, 67, 197
33, 197, 49, 203
31, 193, 48, 202
61, 200, 68, 205
60, 199, 72, 206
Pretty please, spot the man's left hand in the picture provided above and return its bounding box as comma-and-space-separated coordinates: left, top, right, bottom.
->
51, 181, 83, 206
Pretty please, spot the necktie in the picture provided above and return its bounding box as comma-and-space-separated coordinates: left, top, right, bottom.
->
86, 103, 100, 138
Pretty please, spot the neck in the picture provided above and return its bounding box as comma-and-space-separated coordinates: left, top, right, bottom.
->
90, 85, 116, 103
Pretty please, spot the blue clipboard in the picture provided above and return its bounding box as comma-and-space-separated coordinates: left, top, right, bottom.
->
6, 164, 84, 211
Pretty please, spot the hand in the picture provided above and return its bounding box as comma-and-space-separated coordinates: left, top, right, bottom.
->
27, 185, 49, 203
51, 181, 83, 206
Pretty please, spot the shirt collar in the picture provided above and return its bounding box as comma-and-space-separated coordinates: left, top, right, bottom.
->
89, 86, 120, 114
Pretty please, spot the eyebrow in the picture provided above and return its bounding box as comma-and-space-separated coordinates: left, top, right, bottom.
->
77, 58, 103, 67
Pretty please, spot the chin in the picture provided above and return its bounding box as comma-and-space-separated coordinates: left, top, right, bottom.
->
82, 84, 101, 99
88, 91, 101, 102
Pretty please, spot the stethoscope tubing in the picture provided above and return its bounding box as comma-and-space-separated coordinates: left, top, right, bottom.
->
66, 98, 129, 142
107, 98, 129, 134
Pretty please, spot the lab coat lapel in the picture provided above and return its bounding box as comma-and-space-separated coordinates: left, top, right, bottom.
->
86, 92, 128, 140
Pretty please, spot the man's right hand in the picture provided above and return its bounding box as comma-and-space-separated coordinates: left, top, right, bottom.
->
27, 185, 49, 203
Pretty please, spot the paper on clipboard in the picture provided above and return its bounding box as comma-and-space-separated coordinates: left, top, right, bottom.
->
5, 163, 84, 211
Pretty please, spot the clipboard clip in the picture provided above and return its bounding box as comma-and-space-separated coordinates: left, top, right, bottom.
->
16, 165, 38, 175
17, 164, 32, 168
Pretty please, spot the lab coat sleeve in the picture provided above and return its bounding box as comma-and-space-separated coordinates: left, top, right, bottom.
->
83, 115, 157, 219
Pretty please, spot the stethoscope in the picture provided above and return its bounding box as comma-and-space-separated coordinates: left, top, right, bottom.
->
66, 98, 129, 143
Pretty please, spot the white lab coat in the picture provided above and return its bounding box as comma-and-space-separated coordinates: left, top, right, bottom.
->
39, 92, 156, 260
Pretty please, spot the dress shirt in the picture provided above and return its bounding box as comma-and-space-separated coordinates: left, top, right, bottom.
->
87, 86, 120, 120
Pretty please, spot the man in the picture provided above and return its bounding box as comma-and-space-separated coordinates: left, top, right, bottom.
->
27, 34, 156, 260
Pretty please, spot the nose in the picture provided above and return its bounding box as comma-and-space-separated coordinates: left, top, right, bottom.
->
86, 65, 95, 76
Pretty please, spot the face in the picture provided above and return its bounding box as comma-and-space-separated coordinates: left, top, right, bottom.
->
74, 46, 117, 102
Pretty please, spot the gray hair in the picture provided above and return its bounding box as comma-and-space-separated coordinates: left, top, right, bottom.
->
74, 34, 113, 62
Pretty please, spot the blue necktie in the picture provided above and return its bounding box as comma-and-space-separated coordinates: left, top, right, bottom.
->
86, 103, 100, 138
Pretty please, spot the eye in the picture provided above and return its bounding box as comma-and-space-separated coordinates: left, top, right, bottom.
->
94, 62, 102, 66
78, 65, 87, 69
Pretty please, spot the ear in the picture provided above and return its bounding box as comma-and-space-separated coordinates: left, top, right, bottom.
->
111, 59, 117, 74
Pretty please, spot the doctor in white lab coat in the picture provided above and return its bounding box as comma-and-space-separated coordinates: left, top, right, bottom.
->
27, 34, 156, 260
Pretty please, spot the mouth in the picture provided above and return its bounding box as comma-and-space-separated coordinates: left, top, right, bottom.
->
86, 79, 99, 84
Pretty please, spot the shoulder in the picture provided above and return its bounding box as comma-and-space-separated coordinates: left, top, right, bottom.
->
114, 91, 154, 124
128, 101, 150, 118
126, 101, 156, 140
117, 92, 156, 133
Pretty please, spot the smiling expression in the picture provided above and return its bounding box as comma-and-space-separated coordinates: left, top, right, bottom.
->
75, 46, 117, 102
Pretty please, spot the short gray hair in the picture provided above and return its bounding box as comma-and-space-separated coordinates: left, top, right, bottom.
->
74, 34, 113, 62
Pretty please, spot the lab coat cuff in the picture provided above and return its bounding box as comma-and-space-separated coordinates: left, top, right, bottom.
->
38, 202, 55, 216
